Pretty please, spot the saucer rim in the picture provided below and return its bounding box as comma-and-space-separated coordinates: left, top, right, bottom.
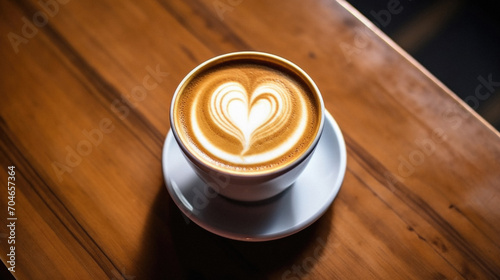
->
162, 110, 347, 241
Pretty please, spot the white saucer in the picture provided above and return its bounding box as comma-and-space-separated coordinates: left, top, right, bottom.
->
162, 111, 347, 241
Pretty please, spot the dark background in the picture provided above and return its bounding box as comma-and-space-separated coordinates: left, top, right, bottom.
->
347, 0, 500, 131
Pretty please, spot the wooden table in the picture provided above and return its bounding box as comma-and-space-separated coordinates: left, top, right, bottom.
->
1, 0, 500, 279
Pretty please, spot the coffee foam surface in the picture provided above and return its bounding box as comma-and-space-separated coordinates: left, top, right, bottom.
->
174, 60, 320, 172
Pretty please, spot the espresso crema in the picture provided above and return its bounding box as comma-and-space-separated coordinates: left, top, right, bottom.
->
172, 57, 321, 173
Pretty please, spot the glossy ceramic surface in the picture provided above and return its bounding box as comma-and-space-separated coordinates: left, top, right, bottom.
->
163, 111, 346, 241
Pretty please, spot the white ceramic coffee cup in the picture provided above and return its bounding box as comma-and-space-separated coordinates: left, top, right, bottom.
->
170, 52, 325, 201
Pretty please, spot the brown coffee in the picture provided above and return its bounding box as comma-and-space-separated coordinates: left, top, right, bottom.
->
172, 54, 321, 174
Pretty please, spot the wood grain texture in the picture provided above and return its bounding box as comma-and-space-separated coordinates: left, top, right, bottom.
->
1, 0, 499, 279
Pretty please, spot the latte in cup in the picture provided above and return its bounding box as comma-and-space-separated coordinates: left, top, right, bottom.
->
171, 53, 322, 175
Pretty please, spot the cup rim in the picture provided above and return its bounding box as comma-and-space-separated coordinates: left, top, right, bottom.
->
170, 51, 325, 178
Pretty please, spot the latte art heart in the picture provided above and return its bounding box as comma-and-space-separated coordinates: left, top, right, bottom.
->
175, 60, 321, 171
190, 76, 309, 165
210, 82, 291, 154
